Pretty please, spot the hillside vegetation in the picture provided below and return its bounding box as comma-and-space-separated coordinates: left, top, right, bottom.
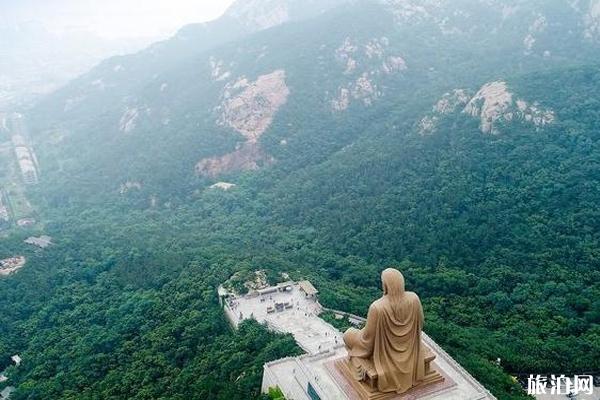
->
1, 1, 600, 399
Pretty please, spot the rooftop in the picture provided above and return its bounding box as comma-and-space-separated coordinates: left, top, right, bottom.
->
298, 280, 318, 296
24, 235, 52, 249
209, 182, 236, 190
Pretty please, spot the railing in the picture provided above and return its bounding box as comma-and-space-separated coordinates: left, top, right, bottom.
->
321, 307, 366, 325
322, 306, 496, 400
229, 296, 496, 399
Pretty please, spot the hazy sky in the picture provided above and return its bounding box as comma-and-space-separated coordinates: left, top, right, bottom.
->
0, 0, 236, 40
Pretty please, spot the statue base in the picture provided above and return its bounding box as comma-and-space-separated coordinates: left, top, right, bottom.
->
334, 356, 445, 400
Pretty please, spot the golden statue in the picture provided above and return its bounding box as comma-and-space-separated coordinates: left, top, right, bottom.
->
338, 268, 443, 399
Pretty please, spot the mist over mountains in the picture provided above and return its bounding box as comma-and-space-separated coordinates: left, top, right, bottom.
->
0, 1, 599, 399
0, 21, 150, 108
29, 0, 600, 199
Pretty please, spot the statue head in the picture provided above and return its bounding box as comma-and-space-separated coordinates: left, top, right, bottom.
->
382, 268, 405, 299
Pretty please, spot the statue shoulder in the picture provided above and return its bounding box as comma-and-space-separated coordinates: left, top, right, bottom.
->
370, 298, 386, 312
405, 291, 421, 303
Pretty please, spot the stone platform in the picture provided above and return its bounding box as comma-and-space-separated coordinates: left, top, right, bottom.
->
262, 333, 496, 400
331, 356, 448, 400
221, 281, 496, 400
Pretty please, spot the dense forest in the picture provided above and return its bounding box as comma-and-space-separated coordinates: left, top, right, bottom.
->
2, 0, 600, 399
1, 66, 598, 399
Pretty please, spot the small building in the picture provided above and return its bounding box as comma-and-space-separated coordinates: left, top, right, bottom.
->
277, 281, 294, 292
11, 355, 21, 367
24, 235, 52, 249
17, 218, 35, 227
0, 194, 9, 227
257, 286, 279, 296
298, 280, 318, 298
18, 158, 37, 185
209, 182, 236, 191
12, 135, 39, 185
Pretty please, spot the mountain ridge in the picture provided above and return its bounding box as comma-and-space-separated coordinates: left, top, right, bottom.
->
29, 0, 600, 204
2, 3, 600, 399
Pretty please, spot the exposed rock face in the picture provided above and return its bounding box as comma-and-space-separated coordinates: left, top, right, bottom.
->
418, 116, 437, 135
515, 99, 556, 127
209, 57, 232, 81
585, 0, 600, 39
0, 256, 26, 276
524, 14, 547, 53
335, 38, 359, 74
382, 0, 592, 42
382, 56, 407, 74
332, 74, 381, 110
226, 0, 290, 31
353, 73, 380, 106
196, 70, 288, 177
464, 81, 554, 134
218, 70, 290, 142
382, 0, 470, 35
332, 36, 406, 111
224, 0, 347, 32
418, 89, 471, 134
331, 88, 351, 111
464, 81, 513, 134
434, 89, 470, 113
335, 37, 407, 76
119, 107, 139, 133
384, 0, 431, 22
365, 37, 387, 59
196, 142, 274, 178
523, 34, 536, 52
382, 0, 600, 44
419, 82, 554, 135
119, 181, 142, 194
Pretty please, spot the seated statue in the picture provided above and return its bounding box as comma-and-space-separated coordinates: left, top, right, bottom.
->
343, 268, 440, 396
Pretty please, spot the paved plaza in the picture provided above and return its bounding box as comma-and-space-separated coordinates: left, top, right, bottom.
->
262, 333, 497, 400
222, 280, 497, 399
224, 283, 342, 354
536, 389, 599, 400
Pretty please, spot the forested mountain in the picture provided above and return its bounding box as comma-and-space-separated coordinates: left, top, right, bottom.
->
30, 0, 600, 201
1, 0, 600, 399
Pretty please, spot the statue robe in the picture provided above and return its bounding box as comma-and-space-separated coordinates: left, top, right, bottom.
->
344, 290, 425, 393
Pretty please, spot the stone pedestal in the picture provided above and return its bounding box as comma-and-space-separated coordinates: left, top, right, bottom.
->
262, 332, 496, 400
334, 346, 445, 400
